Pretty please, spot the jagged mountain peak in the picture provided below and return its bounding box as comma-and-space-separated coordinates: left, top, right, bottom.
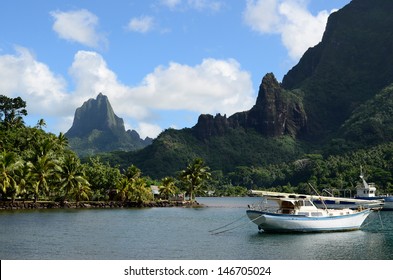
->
65, 93, 152, 156
192, 72, 307, 139
254, 72, 281, 108
66, 93, 124, 138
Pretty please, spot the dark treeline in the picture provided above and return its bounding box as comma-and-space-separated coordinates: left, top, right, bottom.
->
224, 146, 393, 196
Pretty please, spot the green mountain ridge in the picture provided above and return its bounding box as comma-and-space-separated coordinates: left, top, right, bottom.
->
84, 0, 393, 179
283, 0, 393, 139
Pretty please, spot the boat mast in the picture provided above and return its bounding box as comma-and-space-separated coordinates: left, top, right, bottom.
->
308, 183, 328, 211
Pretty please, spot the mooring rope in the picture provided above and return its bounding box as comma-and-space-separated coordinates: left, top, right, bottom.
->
210, 214, 262, 235
208, 214, 247, 233
377, 210, 384, 229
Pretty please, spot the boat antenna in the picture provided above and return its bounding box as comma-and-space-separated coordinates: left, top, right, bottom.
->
308, 183, 328, 211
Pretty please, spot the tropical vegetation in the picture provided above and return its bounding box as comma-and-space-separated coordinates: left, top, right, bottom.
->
0, 95, 214, 205
3, 93, 393, 207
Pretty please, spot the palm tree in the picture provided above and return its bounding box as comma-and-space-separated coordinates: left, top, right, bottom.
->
36, 119, 46, 130
159, 177, 178, 200
125, 164, 142, 180
13, 162, 30, 201
27, 155, 59, 202
179, 158, 211, 202
56, 132, 69, 149
0, 150, 23, 201
116, 177, 132, 202
129, 177, 153, 205
35, 137, 56, 157
70, 182, 92, 203
58, 154, 90, 202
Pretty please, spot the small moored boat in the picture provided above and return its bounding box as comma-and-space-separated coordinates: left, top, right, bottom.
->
354, 172, 393, 210
310, 171, 393, 210
247, 192, 377, 233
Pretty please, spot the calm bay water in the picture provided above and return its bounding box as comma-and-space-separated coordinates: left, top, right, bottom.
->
1, 197, 392, 260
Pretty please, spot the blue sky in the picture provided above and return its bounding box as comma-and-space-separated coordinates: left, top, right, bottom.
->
0, 0, 350, 139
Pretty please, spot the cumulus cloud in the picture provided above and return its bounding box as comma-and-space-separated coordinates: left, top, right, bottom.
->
0, 46, 68, 116
133, 58, 254, 114
136, 122, 163, 140
126, 16, 155, 33
0, 47, 254, 138
50, 9, 107, 48
243, 0, 334, 60
69, 51, 255, 137
69, 51, 152, 121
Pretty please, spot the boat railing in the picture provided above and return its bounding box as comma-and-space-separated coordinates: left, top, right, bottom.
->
249, 197, 280, 213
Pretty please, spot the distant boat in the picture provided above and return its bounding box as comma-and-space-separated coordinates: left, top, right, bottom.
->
247, 191, 378, 233
353, 172, 393, 210
311, 171, 393, 210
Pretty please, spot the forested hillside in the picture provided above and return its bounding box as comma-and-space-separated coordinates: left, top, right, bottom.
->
90, 0, 393, 195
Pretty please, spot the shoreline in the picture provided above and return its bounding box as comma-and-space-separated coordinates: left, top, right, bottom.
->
0, 200, 202, 211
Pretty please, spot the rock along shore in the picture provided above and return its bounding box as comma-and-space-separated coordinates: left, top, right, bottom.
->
0, 200, 201, 210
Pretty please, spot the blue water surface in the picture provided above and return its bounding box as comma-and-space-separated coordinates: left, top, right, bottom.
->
0, 197, 392, 260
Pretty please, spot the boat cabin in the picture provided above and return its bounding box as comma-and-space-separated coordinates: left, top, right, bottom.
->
269, 196, 354, 217
356, 174, 376, 198
275, 197, 321, 215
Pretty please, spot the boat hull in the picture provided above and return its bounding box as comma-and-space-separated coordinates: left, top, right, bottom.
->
246, 209, 372, 233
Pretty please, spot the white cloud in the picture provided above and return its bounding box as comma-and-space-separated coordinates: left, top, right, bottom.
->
69, 51, 152, 121
160, 0, 182, 9
0, 46, 68, 116
136, 122, 163, 139
188, 0, 223, 11
243, 0, 334, 60
243, 0, 281, 33
134, 59, 254, 114
69, 51, 255, 137
160, 0, 223, 11
0, 47, 255, 138
50, 9, 107, 48
126, 16, 155, 33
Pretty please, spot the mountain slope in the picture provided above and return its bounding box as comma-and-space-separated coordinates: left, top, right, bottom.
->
98, 0, 393, 178
65, 93, 152, 156
102, 74, 306, 177
282, 0, 393, 139
339, 83, 393, 146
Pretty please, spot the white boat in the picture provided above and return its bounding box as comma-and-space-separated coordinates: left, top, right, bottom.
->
354, 172, 393, 210
247, 192, 377, 233
310, 172, 393, 210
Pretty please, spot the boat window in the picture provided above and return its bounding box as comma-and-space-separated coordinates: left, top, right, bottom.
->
304, 200, 313, 206
295, 201, 303, 207
298, 212, 309, 216
310, 212, 323, 217
282, 201, 295, 208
